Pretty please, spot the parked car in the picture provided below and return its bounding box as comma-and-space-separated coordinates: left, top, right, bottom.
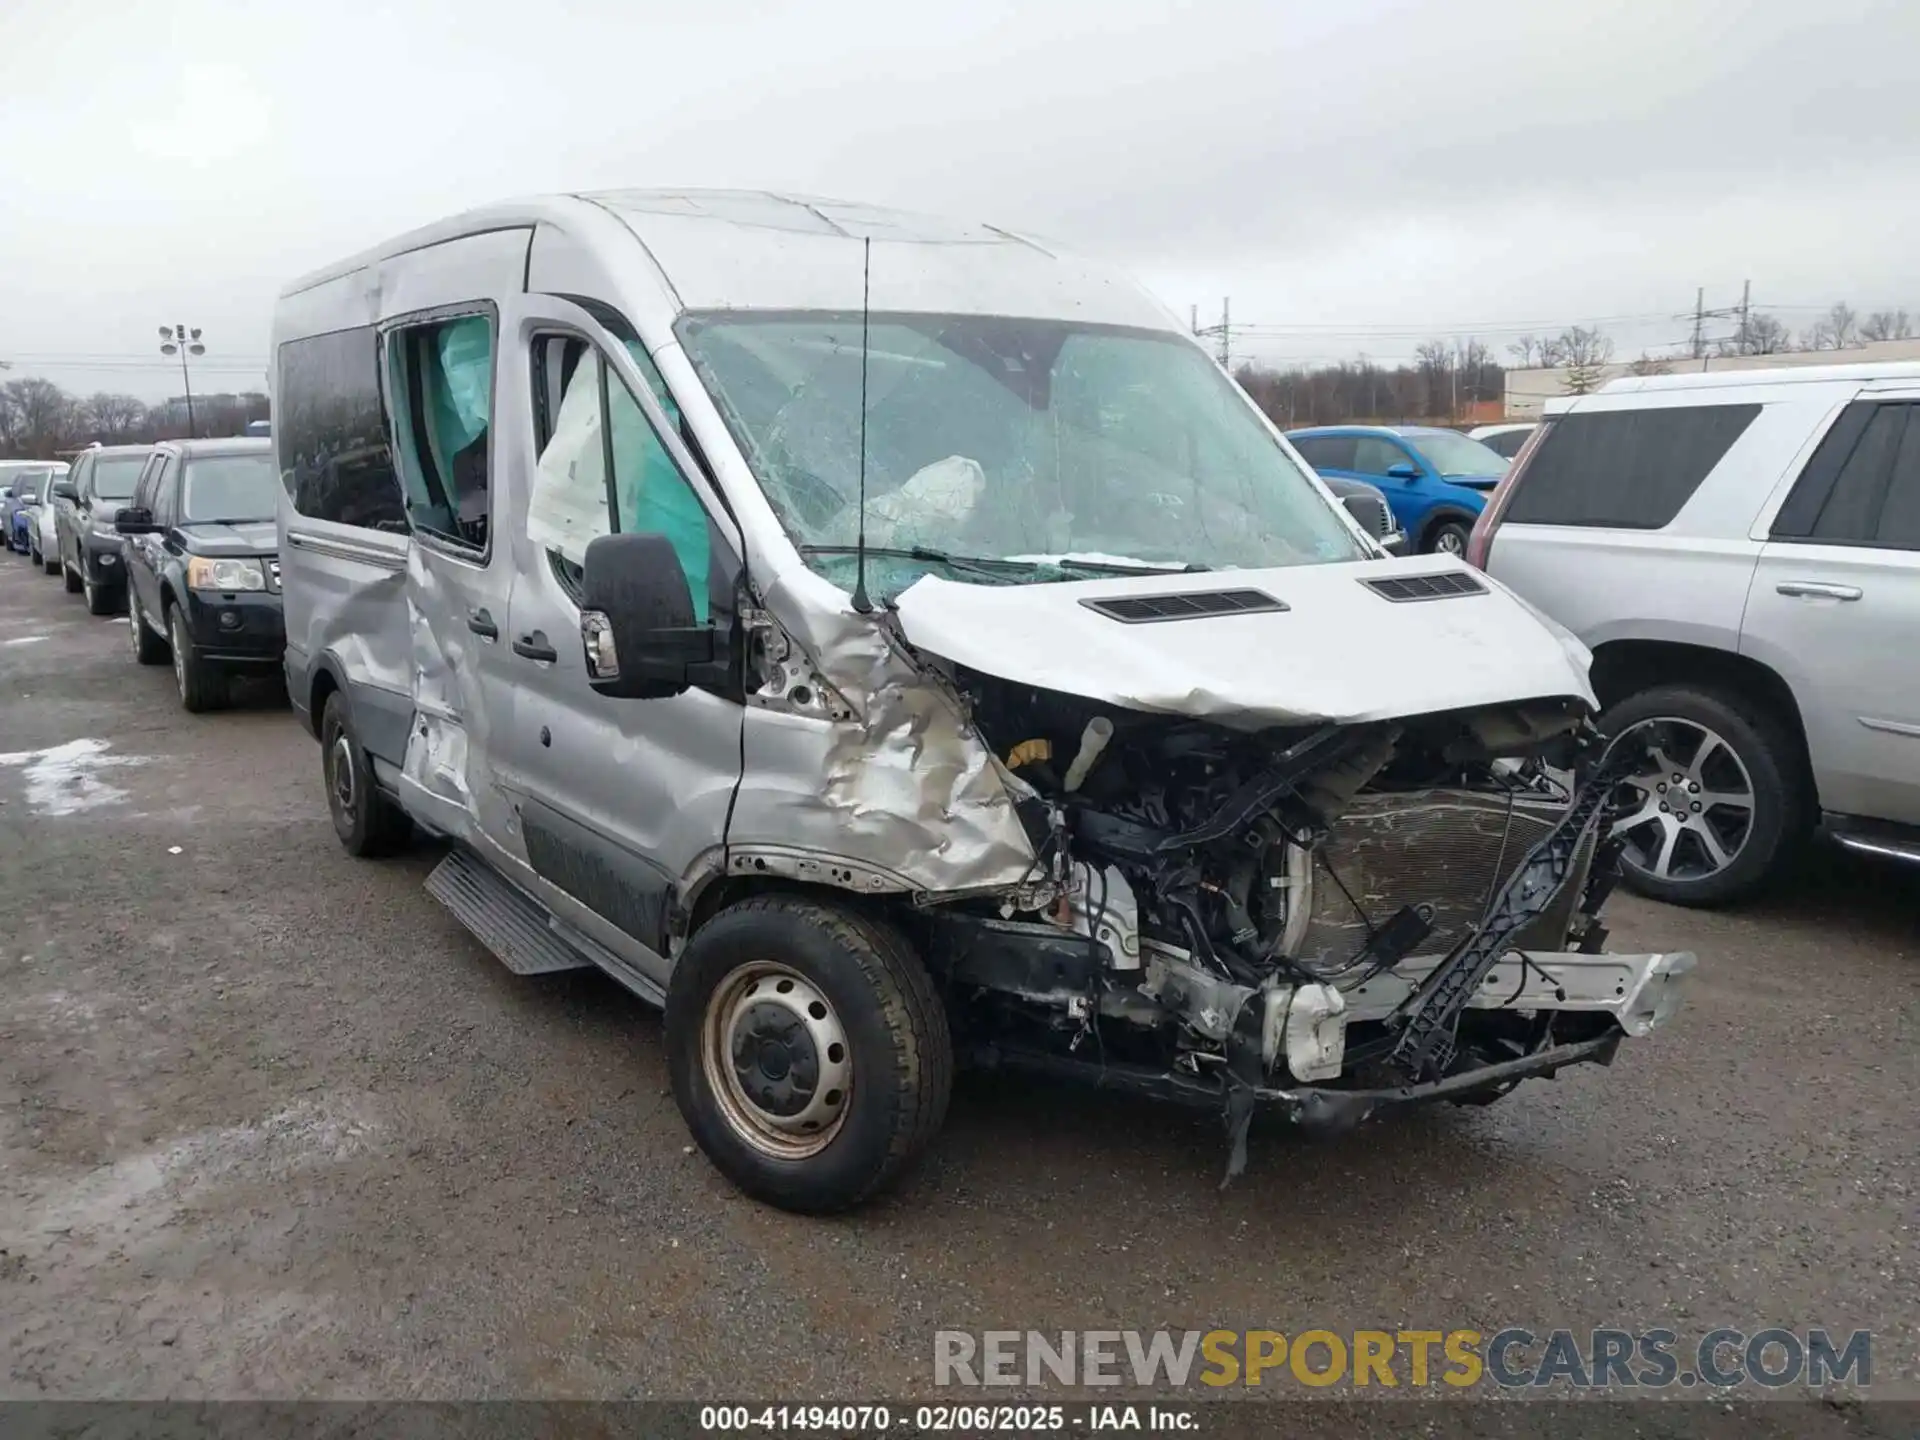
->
1472, 360, 1920, 906
1468, 422, 1538, 460
275, 189, 1689, 1212
1286, 425, 1510, 555
54, 444, 152, 613
115, 438, 282, 711
1317, 473, 1406, 554
3, 466, 53, 553
27, 463, 69, 571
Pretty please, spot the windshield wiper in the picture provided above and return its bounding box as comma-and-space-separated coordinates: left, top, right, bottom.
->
800, 544, 1036, 583
1044, 556, 1211, 576
186, 517, 274, 526
801, 545, 1210, 580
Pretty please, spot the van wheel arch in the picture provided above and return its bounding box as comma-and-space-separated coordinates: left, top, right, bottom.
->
307, 662, 346, 739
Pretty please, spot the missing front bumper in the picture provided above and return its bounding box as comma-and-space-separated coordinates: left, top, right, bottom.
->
971, 949, 1695, 1131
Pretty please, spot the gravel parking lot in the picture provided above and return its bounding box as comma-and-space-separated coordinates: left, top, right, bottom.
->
1, 555, 1914, 1413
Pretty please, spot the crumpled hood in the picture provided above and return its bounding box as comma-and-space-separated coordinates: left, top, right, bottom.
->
179, 519, 276, 556
890, 557, 1596, 728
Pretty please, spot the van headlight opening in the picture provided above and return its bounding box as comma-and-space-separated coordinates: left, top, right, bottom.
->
187, 556, 266, 593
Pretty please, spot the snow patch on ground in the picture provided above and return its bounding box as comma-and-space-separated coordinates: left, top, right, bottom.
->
0, 738, 144, 815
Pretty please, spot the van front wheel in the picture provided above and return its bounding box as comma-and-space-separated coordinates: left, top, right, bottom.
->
667, 897, 952, 1214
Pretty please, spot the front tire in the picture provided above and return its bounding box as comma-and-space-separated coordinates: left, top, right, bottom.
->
62, 546, 82, 593
320, 691, 411, 857
167, 605, 228, 712
1601, 683, 1806, 908
667, 897, 952, 1214
1425, 519, 1472, 556
82, 563, 119, 616
41, 545, 58, 576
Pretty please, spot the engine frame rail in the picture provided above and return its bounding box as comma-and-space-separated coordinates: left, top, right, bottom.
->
1385, 737, 1644, 1081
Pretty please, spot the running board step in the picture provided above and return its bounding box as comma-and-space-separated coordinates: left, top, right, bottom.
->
425, 850, 594, 976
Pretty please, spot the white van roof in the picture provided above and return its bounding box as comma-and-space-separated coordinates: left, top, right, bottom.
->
280, 189, 1178, 330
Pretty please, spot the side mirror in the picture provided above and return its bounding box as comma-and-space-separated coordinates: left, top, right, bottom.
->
579, 532, 729, 700
1339, 494, 1378, 529
51, 482, 77, 502
115, 507, 158, 535
1386, 462, 1420, 480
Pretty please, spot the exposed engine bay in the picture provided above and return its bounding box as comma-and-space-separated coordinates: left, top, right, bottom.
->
916, 667, 1691, 1178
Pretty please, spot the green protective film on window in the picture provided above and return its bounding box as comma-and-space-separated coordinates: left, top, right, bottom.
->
610, 342, 710, 621
433, 316, 494, 455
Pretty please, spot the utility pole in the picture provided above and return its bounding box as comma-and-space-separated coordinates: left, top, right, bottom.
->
159, 323, 205, 438
1691, 287, 1705, 360
1737, 280, 1751, 356
1218, 297, 1231, 370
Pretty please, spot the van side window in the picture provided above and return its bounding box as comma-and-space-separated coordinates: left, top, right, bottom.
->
386, 314, 494, 552
1773, 401, 1920, 549
276, 326, 407, 532
1504, 404, 1759, 529
528, 334, 713, 621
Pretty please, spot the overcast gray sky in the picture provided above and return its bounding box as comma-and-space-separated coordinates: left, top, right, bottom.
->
3, 0, 1917, 401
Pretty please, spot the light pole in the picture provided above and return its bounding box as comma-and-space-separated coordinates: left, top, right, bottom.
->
159, 324, 205, 437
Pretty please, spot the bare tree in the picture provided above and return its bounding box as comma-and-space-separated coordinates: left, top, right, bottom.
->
82, 392, 150, 442
1861, 309, 1914, 342
1507, 335, 1545, 368
1, 378, 78, 456
1719, 313, 1793, 356
1626, 353, 1672, 376
1802, 302, 1859, 351
1541, 326, 1614, 369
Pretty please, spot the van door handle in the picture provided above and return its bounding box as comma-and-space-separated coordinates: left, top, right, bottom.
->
512, 631, 558, 663
468, 608, 500, 640
1776, 581, 1862, 601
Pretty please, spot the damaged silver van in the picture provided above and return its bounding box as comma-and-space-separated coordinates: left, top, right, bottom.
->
273, 191, 1692, 1213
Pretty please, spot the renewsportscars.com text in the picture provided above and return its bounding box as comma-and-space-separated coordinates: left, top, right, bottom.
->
933, 1327, 1871, 1391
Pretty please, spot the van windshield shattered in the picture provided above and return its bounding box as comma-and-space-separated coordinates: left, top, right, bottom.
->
676, 312, 1368, 592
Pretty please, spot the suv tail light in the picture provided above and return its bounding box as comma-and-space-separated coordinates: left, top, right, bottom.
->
1466, 420, 1552, 570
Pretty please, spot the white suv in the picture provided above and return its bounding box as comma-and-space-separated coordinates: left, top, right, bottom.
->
1471, 361, 1920, 906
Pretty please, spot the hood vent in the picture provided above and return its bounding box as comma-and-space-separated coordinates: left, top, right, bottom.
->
1080, 587, 1287, 625
1362, 570, 1486, 603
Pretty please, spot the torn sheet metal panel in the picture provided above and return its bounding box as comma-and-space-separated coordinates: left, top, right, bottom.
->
890, 560, 1597, 728
401, 550, 521, 851
727, 565, 1038, 896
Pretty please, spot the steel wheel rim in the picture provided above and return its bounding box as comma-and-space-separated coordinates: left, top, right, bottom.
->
329, 735, 355, 813
701, 960, 852, 1160
1611, 717, 1757, 883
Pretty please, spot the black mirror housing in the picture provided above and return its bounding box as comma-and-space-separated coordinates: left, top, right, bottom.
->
579, 531, 730, 700
115, 507, 158, 535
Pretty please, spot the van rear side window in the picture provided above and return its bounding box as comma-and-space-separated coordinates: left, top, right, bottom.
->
276, 326, 407, 532
1502, 404, 1759, 529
